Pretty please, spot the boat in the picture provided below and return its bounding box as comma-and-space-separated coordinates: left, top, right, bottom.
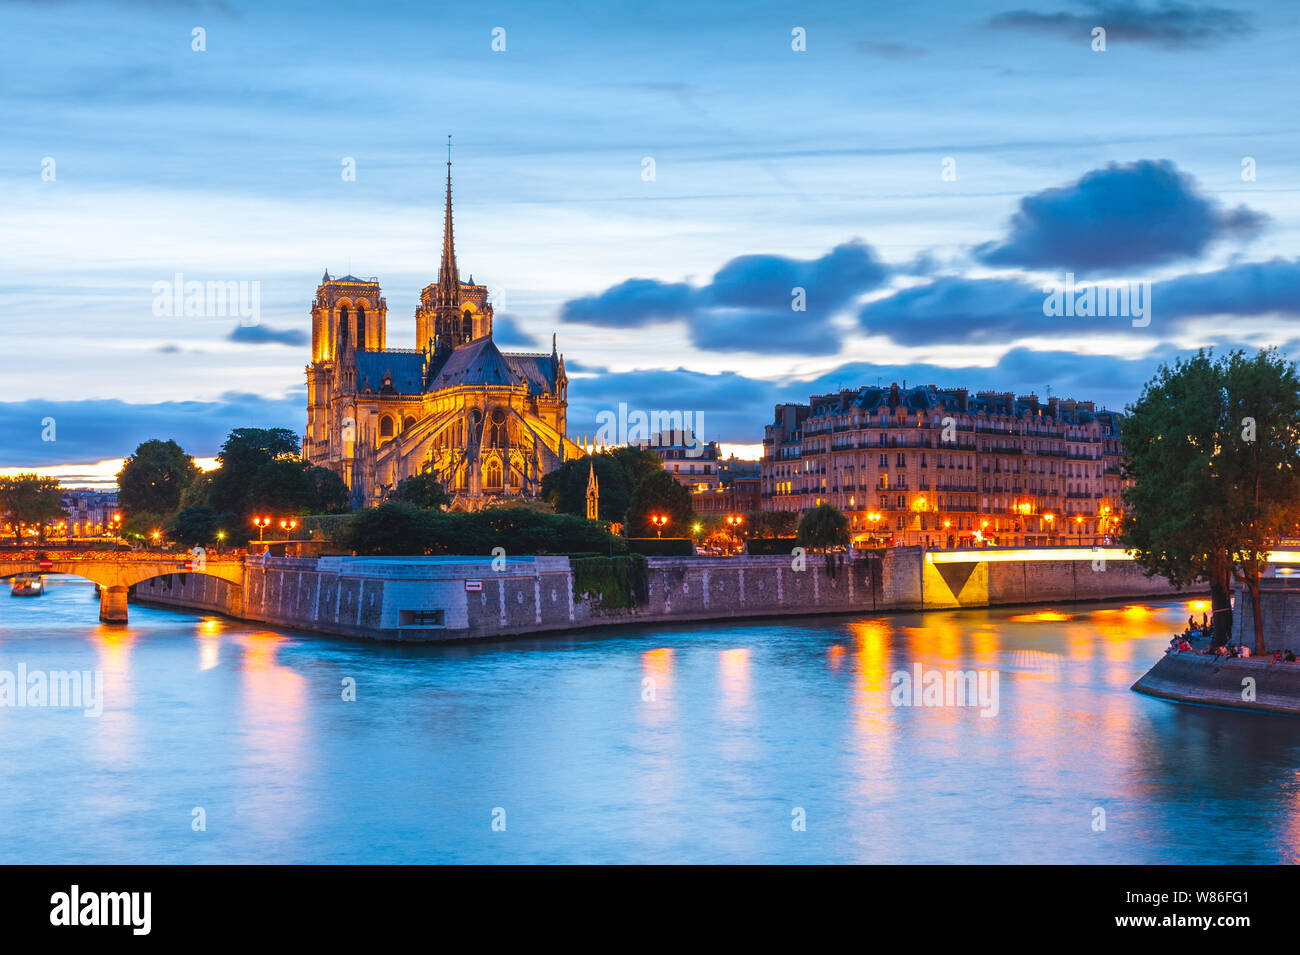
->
10, 573, 45, 597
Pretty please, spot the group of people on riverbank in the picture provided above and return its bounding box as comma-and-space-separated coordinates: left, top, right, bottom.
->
1166, 611, 1300, 661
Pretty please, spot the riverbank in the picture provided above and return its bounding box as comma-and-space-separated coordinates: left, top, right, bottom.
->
132, 547, 1184, 642
1132, 650, 1300, 717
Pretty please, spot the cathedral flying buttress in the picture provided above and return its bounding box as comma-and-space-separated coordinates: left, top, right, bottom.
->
304, 149, 581, 510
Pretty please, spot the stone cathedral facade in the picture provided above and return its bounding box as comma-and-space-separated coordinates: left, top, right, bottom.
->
305, 161, 580, 509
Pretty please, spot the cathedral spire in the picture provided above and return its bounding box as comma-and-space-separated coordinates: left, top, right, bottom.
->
437, 135, 460, 308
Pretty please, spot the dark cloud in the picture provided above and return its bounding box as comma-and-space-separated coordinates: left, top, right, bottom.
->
986, 2, 1252, 48
560, 241, 890, 356
854, 41, 929, 59
492, 315, 544, 351
859, 258, 1300, 348
0, 393, 303, 468
974, 160, 1266, 272
227, 323, 309, 346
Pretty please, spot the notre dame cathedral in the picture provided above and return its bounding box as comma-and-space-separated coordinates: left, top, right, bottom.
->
304, 157, 579, 509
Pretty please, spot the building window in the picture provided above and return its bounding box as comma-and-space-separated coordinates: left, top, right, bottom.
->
379, 415, 395, 439
357, 306, 366, 348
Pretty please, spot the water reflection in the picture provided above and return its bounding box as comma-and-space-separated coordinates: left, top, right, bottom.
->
1, 577, 1297, 863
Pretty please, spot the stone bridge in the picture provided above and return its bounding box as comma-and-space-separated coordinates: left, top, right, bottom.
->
0, 551, 244, 623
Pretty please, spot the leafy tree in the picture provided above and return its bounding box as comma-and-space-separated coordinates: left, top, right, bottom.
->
748, 509, 798, 538
1218, 348, 1300, 653
625, 469, 694, 537
389, 472, 450, 510
607, 445, 663, 488
309, 466, 351, 514
208, 427, 300, 517
797, 502, 851, 577
167, 505, 225, 547
117, 439, 198, 516
247, 458, 317, 516
0, 473, 66, 542
343, 502, 441, 556
541, 454, 632, 523
1122, 348, 1300, 649
1122, 351, 1236, 642
797, 503, 850, 552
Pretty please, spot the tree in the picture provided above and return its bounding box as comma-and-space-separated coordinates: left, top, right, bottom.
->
797, 503, 850, 577
309, 466, 351, 514
247, 458, 317, 516
540, 453, 632, 523
389, 472, 450, 510
117, 439, 199, 516
1122, 348, 1300, 649
607, 445, 664, 488
167, 505, 225, 547
625, 469, 694, 537
343, 502, 441, 556
0, 474, 65, 542
1219, 348, 1300, 654
1122, 351, 1236, 643
208, 427, 301, 518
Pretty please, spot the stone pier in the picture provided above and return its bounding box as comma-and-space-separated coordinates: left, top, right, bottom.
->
99, 585, 129, 623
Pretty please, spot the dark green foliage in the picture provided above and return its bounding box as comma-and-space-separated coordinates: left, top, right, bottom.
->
117, 439, 199, 516
167, 506, 227, 547
540, 452, 635, 523
625, 469, 695, 537
797, 503, 850, 552
341, 503, 627, 556
0, 473, 66, 541
309, 466, 351, 514
1123, 347, 1300, 649
389, 472, 451, 510
208, 427, 301, 518
572, 554, 649, 608
248, 458, 318, 515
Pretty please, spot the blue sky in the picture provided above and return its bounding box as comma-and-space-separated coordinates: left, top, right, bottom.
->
2, 0, 1298, 472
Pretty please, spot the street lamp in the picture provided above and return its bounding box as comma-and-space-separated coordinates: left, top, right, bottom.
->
279, 519, 298, 537
650, 515, 668, 539
252, 516, 271, 542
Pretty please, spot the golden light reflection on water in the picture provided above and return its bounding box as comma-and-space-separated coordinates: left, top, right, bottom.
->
198, 618, 222, 671
89, 626, 137, 766
640, 647, 673, 724
1007, 610, 1074, 623
717, 648, 750, 715
849, 619, 894, 782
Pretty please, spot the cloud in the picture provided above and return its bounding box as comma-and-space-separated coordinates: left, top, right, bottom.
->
492, 315, 544, 351
560, 241, 890, 356
0, 392, 303, 468
854, 41, 928, 59
227, 323, 309, 346
986, 2, 1253, 48
974, 160, 1266, 272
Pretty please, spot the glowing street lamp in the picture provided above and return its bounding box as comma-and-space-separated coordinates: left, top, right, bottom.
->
252, 516, 271, 542
650, 515, 668, 539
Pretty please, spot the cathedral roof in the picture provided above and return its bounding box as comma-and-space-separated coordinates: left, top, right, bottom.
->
503, 353, 558, 396
354, 350, 425, 394
431, 336, 519, 388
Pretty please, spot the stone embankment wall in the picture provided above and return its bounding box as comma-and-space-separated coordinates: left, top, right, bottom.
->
133, 547, 1184, 643
1132, 650, 1300, 717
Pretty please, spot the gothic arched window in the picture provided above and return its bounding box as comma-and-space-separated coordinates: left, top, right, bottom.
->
356, 306, 366, 349
486, 460, 503, 489
402, 416, 416, 434
338, 306, 350, 349
462, 310, 473, 342
489, 407, 506, 447
379, 415, 395, 440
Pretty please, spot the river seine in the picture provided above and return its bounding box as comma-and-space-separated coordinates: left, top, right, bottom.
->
0, 576, 1294, 863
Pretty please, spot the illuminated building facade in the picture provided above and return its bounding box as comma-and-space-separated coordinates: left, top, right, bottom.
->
304, 158, 580, 508
761, 383, 1127, 548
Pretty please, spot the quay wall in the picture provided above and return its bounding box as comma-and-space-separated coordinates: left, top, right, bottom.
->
133, 547, 1184, 642
1133, 651, 1300, 717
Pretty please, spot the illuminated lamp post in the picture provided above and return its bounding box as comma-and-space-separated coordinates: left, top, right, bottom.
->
651, 515, 668, 539
252, 516, 271, 543
279, 519, 299, 538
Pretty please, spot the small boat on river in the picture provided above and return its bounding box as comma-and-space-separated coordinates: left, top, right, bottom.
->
10, 573, 46, 597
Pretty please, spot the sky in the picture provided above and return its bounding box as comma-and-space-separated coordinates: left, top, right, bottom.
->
2, 0, 1298, 480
